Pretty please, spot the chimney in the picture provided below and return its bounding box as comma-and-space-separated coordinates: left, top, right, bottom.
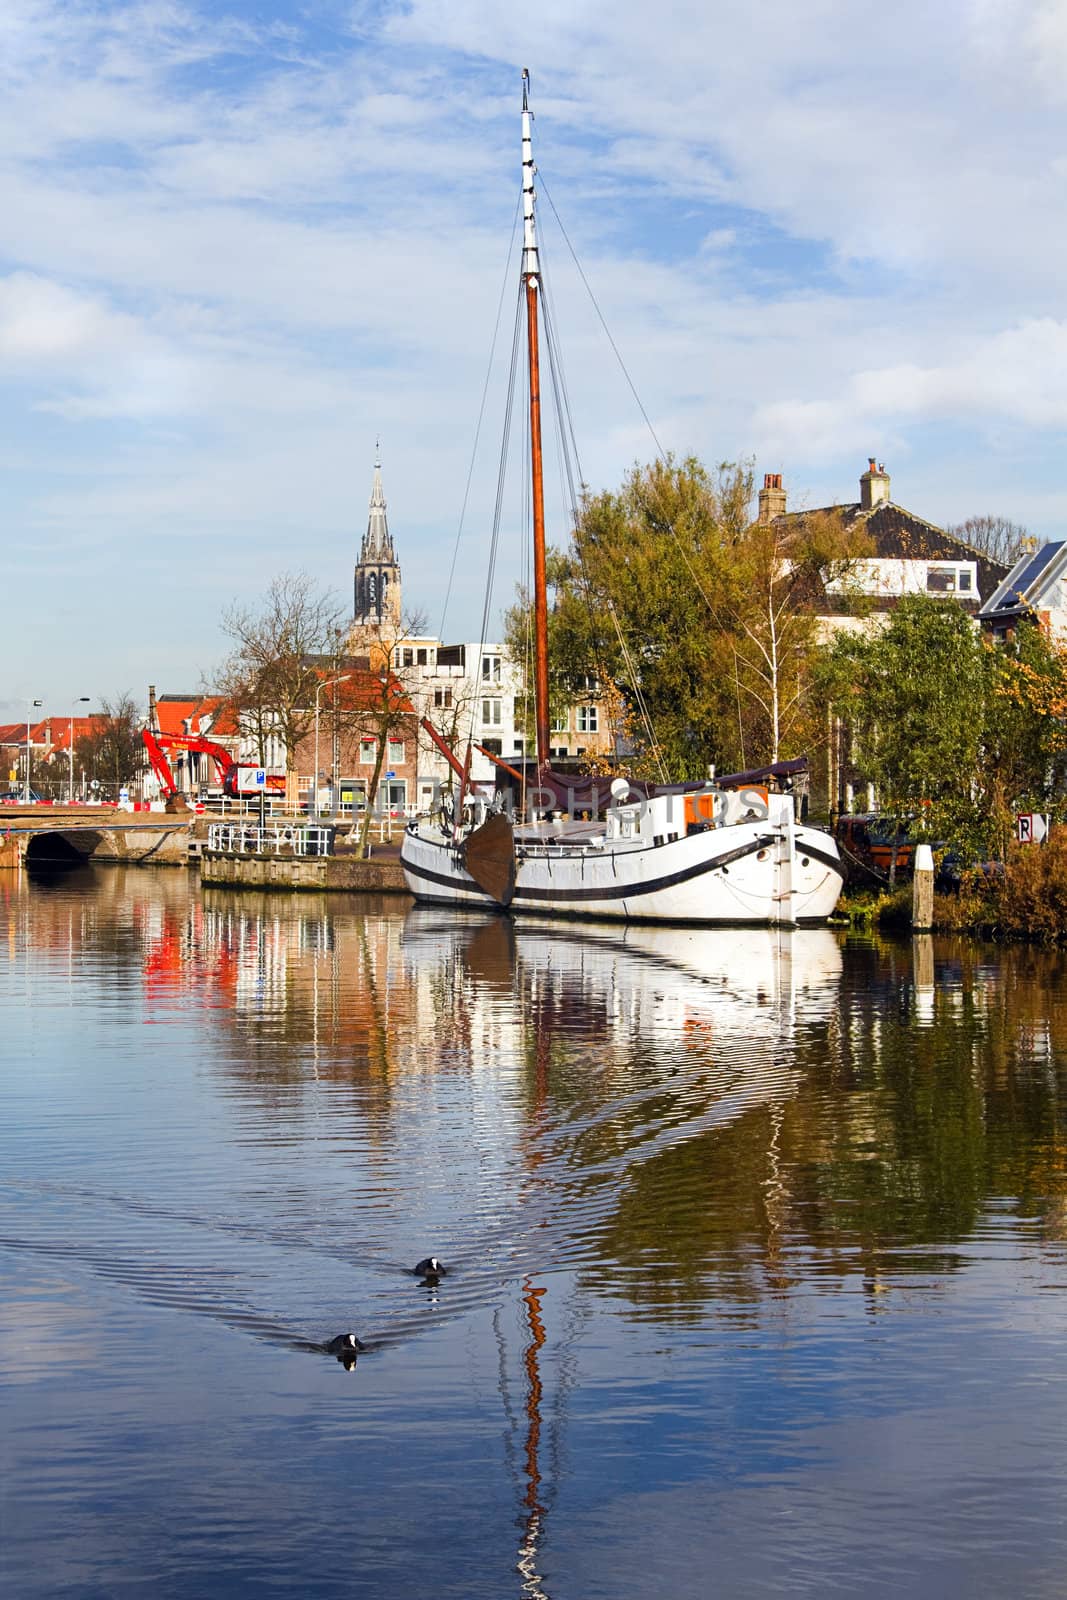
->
148, 685, 158, 732
860, 457, 890, 510
758, 471, 787, 524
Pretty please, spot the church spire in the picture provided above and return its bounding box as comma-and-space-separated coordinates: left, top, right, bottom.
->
352, 450, 401, 629
362, 449, 394, 564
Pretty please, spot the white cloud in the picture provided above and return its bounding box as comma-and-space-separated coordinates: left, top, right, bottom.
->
2, 0, 1067, 702
753, 319, 1067, 468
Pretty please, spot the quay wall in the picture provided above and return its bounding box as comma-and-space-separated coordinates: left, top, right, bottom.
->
89, 827, 194, 865
199, 851, 411, 895
0, 817, 195, 868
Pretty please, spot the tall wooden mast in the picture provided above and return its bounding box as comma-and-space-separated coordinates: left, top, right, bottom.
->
522, 69, 551, 772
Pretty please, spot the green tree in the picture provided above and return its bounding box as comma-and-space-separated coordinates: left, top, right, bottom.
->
820, 598, 1067, 866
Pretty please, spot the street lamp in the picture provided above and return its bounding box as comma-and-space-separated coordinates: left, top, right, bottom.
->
24, 698, 42, 803
68, 698, 91, 804
314, 676, 350, 816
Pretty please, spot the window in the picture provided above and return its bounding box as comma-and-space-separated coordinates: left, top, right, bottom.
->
434, 688, 453, 709
958, 570, 973, 593
360, 739, 376, 765
482, 738, 502, 755
416, 648, 429, 666
388, 739, 405, 763
926, 567, 956, 593
481, 655, 501, 682
577, 705, 598, 733
550, 712, 567, 733
402, 648, 414, 668
482, 700, 502, 726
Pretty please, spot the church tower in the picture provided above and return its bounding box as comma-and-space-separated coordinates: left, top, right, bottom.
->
352, 454, 401, 632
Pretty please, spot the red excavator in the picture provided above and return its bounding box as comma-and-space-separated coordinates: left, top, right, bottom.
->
142, 729, 286, 810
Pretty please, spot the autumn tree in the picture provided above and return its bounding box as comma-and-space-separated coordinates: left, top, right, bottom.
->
506, 454, 870, 778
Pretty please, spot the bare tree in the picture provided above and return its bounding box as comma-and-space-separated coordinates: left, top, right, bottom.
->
947, 515, 1032, 567
218, 573, 343, 793
344, 608, 428, 856
76, 693, 143, 796
417, 673, 483, 790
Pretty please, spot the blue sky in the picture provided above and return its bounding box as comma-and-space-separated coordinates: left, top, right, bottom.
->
4, 0, 1067, 716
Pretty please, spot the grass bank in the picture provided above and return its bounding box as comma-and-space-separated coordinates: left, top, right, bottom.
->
835, 832, 1067, 942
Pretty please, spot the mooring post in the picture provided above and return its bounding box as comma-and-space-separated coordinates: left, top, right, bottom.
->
912, 842, 934, 932
912, 932, 935, 1022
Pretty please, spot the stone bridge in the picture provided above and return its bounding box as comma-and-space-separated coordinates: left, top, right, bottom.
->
0, 808, 195, 868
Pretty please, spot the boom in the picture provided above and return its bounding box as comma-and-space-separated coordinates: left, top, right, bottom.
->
141, 729, 285, 798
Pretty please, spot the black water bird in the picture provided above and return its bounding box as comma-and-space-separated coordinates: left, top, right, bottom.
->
323, 1332, 367, 1360
414, 1257, 447, 1281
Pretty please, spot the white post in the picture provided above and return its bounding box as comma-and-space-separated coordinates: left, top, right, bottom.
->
912, 842, 935, 931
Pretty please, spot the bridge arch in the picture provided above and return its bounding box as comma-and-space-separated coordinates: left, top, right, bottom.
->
24, 830, 102, 866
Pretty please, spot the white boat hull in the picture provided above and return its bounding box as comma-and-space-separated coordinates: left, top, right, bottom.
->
400, 814, 844, 926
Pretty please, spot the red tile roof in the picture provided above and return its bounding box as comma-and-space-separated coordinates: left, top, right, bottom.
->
152, 696, 237, 738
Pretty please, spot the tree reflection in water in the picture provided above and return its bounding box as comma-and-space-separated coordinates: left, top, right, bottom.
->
38, 881, 1067, 1320
11, 871, 1067, 1595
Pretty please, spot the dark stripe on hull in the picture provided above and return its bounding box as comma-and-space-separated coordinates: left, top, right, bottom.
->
514, 833, 776, 902
402, 829, 842, 908
795, 839, 847, 881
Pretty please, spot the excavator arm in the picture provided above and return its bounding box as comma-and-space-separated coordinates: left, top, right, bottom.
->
142, 728, 234, 794
142, 728, 286, 798
142, 729, 180, 797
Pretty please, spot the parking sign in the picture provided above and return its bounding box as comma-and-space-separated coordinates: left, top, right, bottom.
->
1016, 813, 1049, 844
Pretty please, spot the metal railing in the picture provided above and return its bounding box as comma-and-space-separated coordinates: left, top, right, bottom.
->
206, 823, 335, 857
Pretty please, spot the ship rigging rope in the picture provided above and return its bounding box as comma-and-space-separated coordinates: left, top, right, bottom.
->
539, 174, 737, 679
465, 280, 526, 764
539, 176, 667, 461
537, 237, 668, 782
438, 192, 522, 642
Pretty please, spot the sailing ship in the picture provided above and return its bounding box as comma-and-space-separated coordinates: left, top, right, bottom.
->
401, 73, 845, 926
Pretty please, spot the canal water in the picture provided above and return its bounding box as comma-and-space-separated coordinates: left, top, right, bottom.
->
4, 868, 1067, 1598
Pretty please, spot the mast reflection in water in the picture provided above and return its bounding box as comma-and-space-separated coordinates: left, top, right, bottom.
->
5, 871, 1067, 1598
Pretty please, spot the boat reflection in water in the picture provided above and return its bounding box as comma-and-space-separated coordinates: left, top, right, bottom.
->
397, 911, 841, 1597
397, 910, 842, 1268
401, 908, 841, 1075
